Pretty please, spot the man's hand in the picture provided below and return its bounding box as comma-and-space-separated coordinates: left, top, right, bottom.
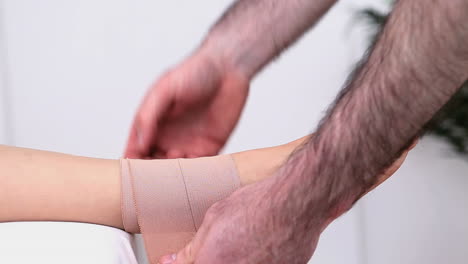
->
158, 149, 411, 264
125, 52, 249, 159
159, 179, 322, 264
125, 0, 339, 159
157, 0, 468, 261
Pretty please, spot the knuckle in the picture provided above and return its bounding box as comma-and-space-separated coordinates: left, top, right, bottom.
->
203, 208, 218, 223
204, 201, 225, 222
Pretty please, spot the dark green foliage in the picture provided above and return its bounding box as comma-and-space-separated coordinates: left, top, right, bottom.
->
356, 8, 388, 42
357, 5, 468, 155
426, 83, 468, 154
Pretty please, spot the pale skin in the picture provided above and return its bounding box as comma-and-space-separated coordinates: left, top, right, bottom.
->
0, 136, 410, 227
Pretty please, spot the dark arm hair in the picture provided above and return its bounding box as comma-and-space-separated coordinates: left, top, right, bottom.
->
200, 0, 338, 79
275, 0, 468, 227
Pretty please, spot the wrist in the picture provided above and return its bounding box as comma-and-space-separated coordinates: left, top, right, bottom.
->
272, 146, 365, 230
197, 35, 262, 81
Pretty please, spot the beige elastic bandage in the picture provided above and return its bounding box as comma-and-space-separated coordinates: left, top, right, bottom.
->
120, 155, 240, 263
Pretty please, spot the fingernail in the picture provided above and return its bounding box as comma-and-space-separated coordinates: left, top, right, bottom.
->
160, 254, 176, 264
167, 150, 183, 159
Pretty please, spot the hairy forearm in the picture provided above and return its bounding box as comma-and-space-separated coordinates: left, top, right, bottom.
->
0, 146, 123, 228
200, 0, 337, 79
277, 0, 468, 227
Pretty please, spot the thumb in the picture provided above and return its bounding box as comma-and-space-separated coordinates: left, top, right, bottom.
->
125, 83, 173, 158
123, 121, 143, 159
159, 241, 194, 264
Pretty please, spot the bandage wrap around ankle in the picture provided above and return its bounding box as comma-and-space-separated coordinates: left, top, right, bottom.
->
120, 155, 240, 263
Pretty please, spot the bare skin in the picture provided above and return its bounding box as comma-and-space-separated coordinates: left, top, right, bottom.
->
0, 136, 410, 231
0, 145, 123, 228
125, 54, 249, 159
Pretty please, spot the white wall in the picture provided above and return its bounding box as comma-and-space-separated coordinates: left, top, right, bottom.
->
0, 1, 466, 264
0, 0, 9, 144
363, 137, 468, 264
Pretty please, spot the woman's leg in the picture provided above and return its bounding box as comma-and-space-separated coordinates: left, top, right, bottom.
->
0, 145, 122, 228
0, 137, 410, 263
0, 137, 308, 229
0, 139, 308, 263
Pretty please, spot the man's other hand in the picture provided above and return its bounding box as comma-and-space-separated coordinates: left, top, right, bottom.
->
125, 51, 249, 159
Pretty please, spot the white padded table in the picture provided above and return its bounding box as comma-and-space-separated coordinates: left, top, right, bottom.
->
0, 222, 138, 264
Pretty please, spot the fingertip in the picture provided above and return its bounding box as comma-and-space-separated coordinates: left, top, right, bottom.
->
188, 149, 207, 159
124, 126, 141, 159
159, 253, 177, 264
123, 149, 136, 159
152, 150, 168, 159
164, 241, 196, 264
167, 149, 184, 159
134, 117, 158, 159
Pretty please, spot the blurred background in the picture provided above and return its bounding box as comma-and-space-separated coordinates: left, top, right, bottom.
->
0, 0, 467, 263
